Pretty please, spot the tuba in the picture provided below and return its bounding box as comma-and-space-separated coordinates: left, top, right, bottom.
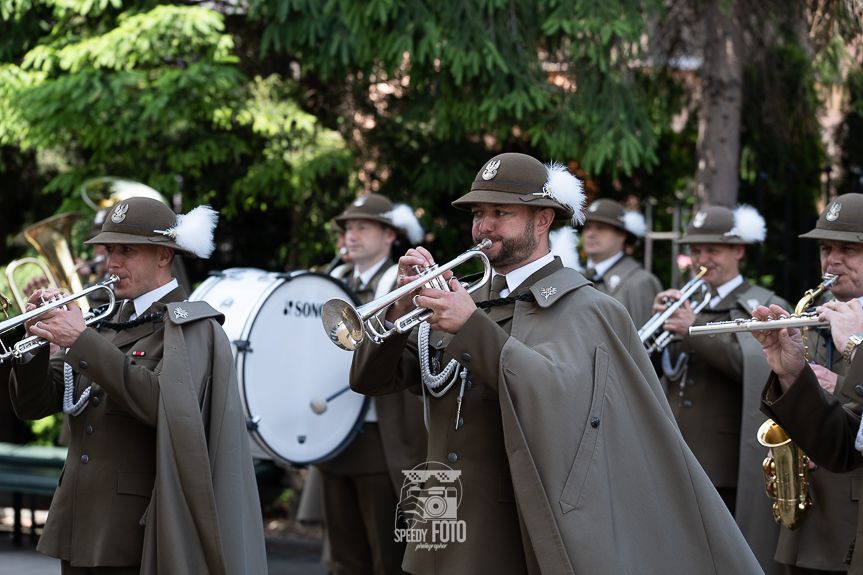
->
6, 213, 90, 314
757, 419, 811, 530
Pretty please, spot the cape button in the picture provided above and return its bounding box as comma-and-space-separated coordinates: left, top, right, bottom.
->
447, 453, 458, 463
78, 360, 88, 369
80, 455, 89, 464
683, 400, 693, 408
590, 417, 600, 428
855, 385, 863, 397
85, 426, 93, 435
465, 381, 472, 391
91, 397, 100, 407
461, 353, 471, 362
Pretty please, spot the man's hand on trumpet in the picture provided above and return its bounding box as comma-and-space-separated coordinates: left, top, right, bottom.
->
652, 289, 696, 336
751, 304, 806, 393
23, 288, 86, 352
818, 299, 863, 363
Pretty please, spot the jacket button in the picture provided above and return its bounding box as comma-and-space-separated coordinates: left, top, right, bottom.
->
590, 417, 600, 428
85, 426, 93, 435
78, 360, 88, 369
81, 455, 89, 464
91, 397, 100, 407
686, 379, 695, 387
458, 417, 464, 427
465, 381, 472, 391
683, 400, 692, 408
855, 385, 863, 397
447, 453, 457, 463
461, 353, 471, 362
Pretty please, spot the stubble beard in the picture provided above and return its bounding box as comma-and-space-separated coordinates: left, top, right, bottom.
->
476, 217, 538, 270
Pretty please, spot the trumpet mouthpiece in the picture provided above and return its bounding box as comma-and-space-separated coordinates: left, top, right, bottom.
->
478, 239, 492, 250
310, 397, 328, 415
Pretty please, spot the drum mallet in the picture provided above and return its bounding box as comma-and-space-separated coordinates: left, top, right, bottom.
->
310, 385, 351, 414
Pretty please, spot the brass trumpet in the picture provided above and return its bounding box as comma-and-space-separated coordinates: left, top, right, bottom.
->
638, 266, 712, 354
758, 419, 811, 530
688, 274, 838, 337
0, 275, 119, 363
321, 240, 492, 351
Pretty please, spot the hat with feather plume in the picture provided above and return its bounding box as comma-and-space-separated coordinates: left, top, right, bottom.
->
86, 196, 218, 259
580, 198, 647, 241
452, 153, 587, 225
333, 194, 424, 244
676, 205, 766, 245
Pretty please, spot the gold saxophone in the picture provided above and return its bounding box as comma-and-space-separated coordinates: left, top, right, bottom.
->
755, 275, 836, 530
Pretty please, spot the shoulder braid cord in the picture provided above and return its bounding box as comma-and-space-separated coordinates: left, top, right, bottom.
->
63, 305, 167, 416
417, 293, 536, 431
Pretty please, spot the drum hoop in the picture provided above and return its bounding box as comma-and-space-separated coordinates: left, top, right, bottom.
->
240, 270, 369, 466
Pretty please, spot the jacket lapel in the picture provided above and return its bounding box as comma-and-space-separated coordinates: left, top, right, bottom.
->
110, 286, 187, 349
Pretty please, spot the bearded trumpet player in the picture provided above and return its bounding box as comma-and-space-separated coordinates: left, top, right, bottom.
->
756, 193, 863, 575
9, 198, 267, 574
648, 205, 789, 574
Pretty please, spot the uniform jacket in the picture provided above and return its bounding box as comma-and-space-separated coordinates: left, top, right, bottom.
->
10, 287, 267, 573
351, 257, 763, 575
760, 324, 861, 572
591, 254, 662, 328
761, 360, 863, 573
661, 281, 788, 574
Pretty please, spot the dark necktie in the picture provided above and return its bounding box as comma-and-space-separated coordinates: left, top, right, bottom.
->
584, 267, 598, 281
117, 301, 135, 323
351, 276, 363, 293
490, 274, 508, 300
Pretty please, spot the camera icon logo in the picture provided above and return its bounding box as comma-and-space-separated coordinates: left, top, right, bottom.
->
397, 462, 463, 526
417, 486, 458, 520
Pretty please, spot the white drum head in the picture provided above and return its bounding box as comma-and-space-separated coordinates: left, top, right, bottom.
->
240, 272, 367, 465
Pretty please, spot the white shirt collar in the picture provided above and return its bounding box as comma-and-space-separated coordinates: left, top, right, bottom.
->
709, 274, 744, 309
492, 252, 555, 298
125, 278, 179, 320
587, 251, 624, 279
352, 256, 389, 290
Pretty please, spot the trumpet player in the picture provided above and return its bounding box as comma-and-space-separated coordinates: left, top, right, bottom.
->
349, 153, 763, 574
316, 194, 428, 575
650, 205, 789, 573
579, 198, 662, 328
8, 198, 267, 574
756, 193, 863, 575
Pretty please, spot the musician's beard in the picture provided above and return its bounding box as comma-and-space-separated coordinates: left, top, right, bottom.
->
476, 217, 538, 271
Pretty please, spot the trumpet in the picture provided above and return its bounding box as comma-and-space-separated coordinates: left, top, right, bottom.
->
321, 240, 492, 351
689, 274, 838, 337
0, 275, 119, 363
638, 266, 712, 354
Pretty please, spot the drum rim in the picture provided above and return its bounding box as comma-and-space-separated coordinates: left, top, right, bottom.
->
239, 270, 370, 466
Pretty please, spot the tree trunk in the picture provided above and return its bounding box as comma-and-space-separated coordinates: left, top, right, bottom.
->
696, 0, 745, 208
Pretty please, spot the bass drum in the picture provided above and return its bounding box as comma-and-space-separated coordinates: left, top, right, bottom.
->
190, 268, 367, 466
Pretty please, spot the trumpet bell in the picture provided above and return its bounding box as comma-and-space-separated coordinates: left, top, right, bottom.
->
323, 299, 365, 351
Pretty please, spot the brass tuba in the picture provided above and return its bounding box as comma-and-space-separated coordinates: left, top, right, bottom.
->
5, 213, 90, 314
757, 419, 811, 530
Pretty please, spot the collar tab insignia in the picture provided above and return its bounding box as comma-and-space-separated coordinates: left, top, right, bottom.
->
607, 275, 621, 291
482, 160, 501, 180
539, 286, 557, 300
746, 298, 760, 311
173, 306, 189, 320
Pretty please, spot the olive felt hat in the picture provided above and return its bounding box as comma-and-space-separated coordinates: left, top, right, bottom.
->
799, 193, 863, 243
451, 153, 586, 225
333, 194, 424, 244
675, 205, 766, 245
581, 198, 647, 239
85, 197, 218, 259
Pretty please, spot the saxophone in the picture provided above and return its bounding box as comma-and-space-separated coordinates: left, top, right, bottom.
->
755, 274, 836, 530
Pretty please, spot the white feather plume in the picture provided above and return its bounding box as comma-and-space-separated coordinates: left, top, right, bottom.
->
389, 203, 425, 244
622, 210, 647, 238
172, 205, 219, 258
731, 204, 766, 243
544, 162, 587, 226
549, 226, 583, 271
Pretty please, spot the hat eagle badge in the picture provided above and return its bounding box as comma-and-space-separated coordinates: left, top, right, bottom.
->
826, 203, 842, 222
173, 306, 189, 320
482, 160, 501, 180
588, 201, 599, 212
353, 196, 368, 207
692, 211, 707, 228
111, 203, 129, 223
539, 286, 557, 300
